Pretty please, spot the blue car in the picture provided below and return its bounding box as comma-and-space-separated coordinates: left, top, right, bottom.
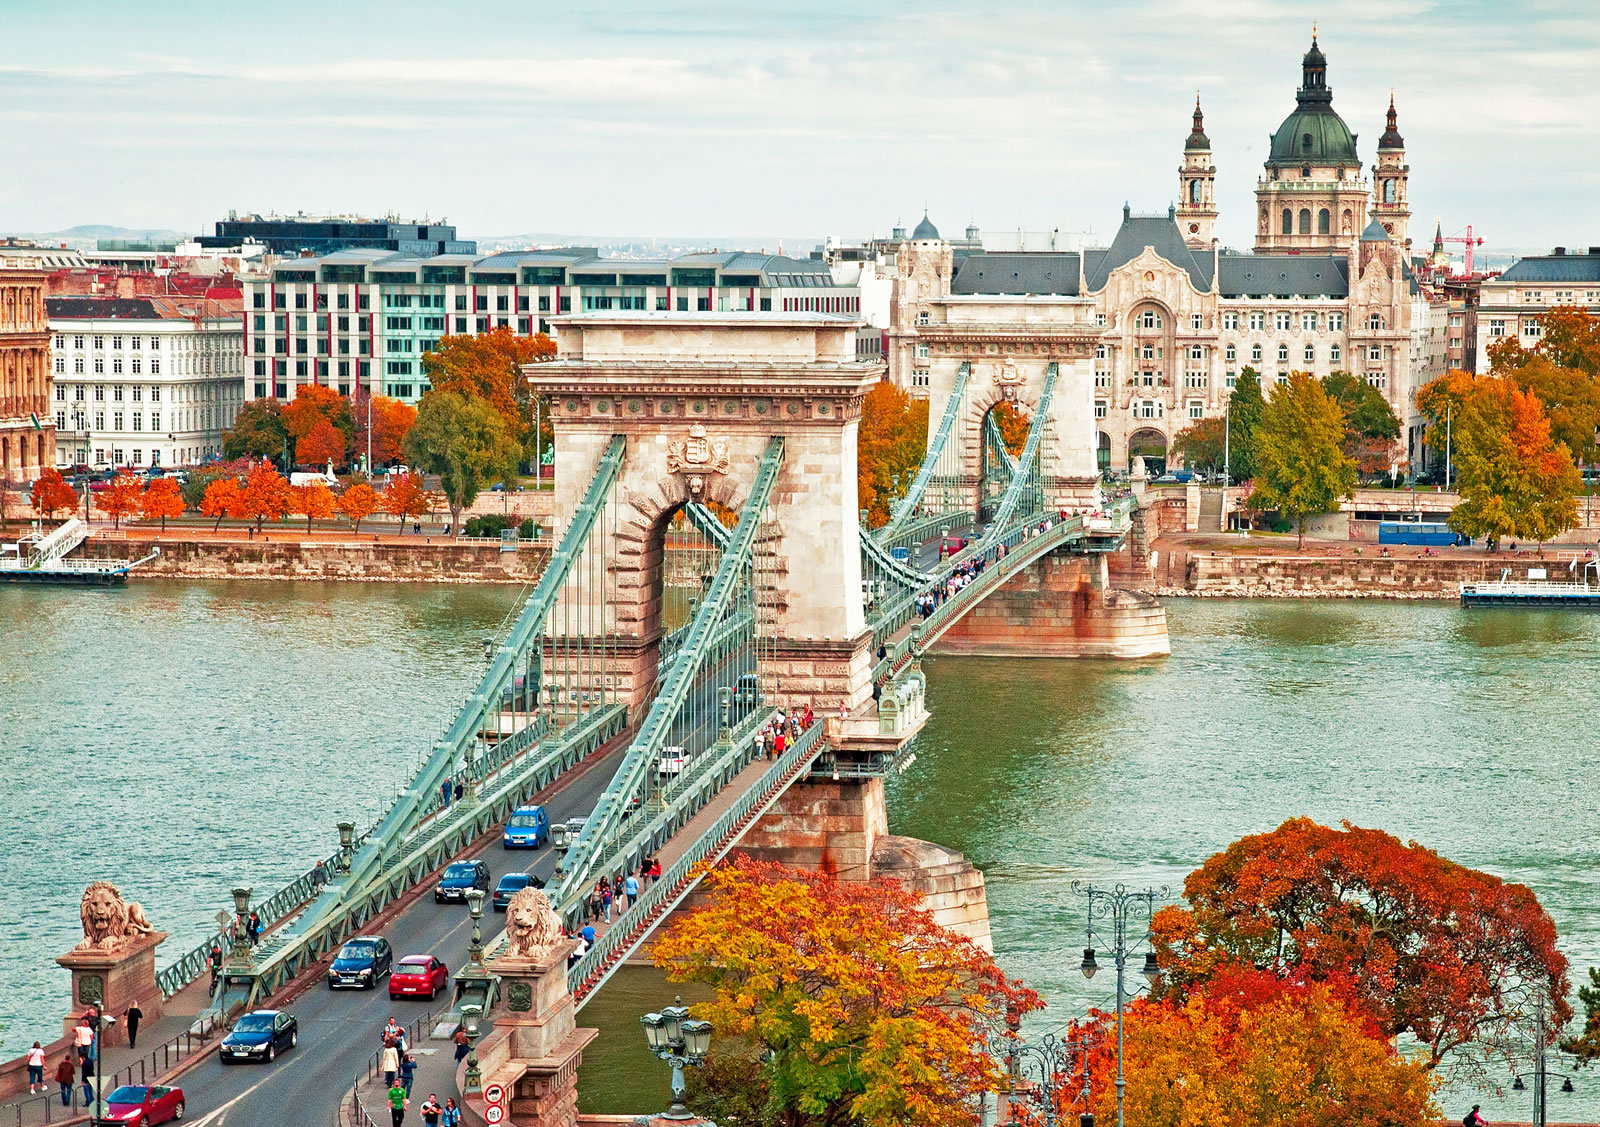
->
327, 935, 392, 989
221, 1009, 297, 1063
434, 860, 490, 903
492, 871, 545, 911
502, 805, 549, 849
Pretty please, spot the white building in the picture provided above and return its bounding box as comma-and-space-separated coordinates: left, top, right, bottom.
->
47, 295, 246, 469
1474, 248, 1600, 374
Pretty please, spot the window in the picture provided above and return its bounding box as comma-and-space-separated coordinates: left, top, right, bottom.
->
1277, 371, 1289, 385
912, 368, 930, 388
151, 412, 159, 429
1095, 371, 1111, 388
1139, 310, 1161, 329
94, 385, 105, 401
1139, 401, 1161, 418
73, 335, 84, 349
915, 344, 929, 359
1524, 319, 1543, 338
93, 335, 103, 350
1274, 312, 1291, 331
93, 357, 104, 374
1366, 372, 1388, 389
74, 357, 84, 373
1223, 312, 1238, 330
1277, 344, 1289, 362
1094, 313, 1107, 327
496, 296, 509, 312
1330, 343, 1342, 363
1251, 344, 1263, 362
1366, 313, 1384, 330
1304, 344, 1315, 363
1189, 401, 1204, 419
55, 356, 64, 373
113, 412, 123, 430
915, 311, 930, 326
1190, 314, 1203, 331
1524, 291, 1543, 302
1282, 209, 1293, 235
475, 295, 488, 311
1248, 312, 1265, 331
1225, 371, 1237, 389
1318, 208, 1330, 234
1185, 372, 1208, 388
131, 386, 141, 402
1225, 344, 1236, 361
296, 360, 308, 377
1095, 344, 1107, 359
1368, 345, 1383, 361
253, 291, 266, 309
1301, 312, 1317, 332
1141, 344, 1155, 361
1298, 209, 1311, 234
1189, 345, 1203, 361
294, 293, 306, 309
1094, 401, 1107, 418
111, 335, 122, 350
1488, 318, 1506, 337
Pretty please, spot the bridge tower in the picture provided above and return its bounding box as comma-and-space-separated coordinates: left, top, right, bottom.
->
529, 312, 885, 720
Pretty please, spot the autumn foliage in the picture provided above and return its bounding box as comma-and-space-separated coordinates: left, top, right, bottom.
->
381, 472, 432, 529
421, 326, 555, 458
292, 480, 337, 532
31, 467, 79, 519
653, 856, 1040, 1127
1152, 818, 1570, 1071
140, 477, 185, 530
857, 379, 930, 527
337, 482, 380, 533
356, 395, 418, 466
282, 384, 353, 466
296, 418, 347, 468
200, 477, 245, 530
239, 462, 293, 531
1066, 970, 1436, 1127
97, 469, 144, 529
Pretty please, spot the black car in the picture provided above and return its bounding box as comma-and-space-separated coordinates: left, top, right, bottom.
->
327, 935, 393, 989
221, 1009, 298, 1063
492, 871, 545, 911
434, 860, 490, 903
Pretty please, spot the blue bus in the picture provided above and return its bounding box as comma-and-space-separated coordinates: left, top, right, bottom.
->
1377, 521, 1468, 547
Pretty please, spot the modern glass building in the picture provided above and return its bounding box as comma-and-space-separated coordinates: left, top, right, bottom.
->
197, 214, 474, 257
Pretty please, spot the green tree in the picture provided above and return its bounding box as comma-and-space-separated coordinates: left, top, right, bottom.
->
1450, 381, 1579, 549
1250, 372, 1356, 547
1225, 368, 1266, 483
1563, 966, 1600, 1065
1172, 416, 1226, 472
224, 399, 289, 465
1322, 370, 1401, 477
402, 391, 521, 529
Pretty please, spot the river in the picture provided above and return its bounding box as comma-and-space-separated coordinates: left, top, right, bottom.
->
3, 585, 1598, 1117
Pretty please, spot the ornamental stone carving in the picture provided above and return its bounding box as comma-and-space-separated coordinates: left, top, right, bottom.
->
666, 423, 731, 496
75, 881, 157, 954
502, 886, 564, 962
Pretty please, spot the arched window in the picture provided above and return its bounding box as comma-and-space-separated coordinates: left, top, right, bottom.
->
1299, 209, 1312, 235
1383, 179, 1396, 203
1282, 209, 1293, 235
1367, 313, 1384, 330
1140, 310, 1161, 329
1251, 344, 1263, 363
1190, 179, 1201, 204
1318, 208, 1331, 234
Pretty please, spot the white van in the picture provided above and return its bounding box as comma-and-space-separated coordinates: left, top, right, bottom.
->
289, 471, 338, 488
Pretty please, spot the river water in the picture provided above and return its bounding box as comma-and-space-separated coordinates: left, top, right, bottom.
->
3, 585, 1598, 1117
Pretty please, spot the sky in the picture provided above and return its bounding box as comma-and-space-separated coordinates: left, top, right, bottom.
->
1, 0, 1596, 255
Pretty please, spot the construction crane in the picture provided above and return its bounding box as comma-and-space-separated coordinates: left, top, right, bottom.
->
1442, 225, 1485, 275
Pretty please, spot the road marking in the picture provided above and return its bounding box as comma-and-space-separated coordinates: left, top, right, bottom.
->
185, 1072, 276, 1127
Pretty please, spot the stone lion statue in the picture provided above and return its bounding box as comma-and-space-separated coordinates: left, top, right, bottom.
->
503, 886, 563, 961
75, 881, 156, 953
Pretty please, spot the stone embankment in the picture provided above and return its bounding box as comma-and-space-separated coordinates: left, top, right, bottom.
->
81, 535, 550, 584
1150, 551, 1548, 599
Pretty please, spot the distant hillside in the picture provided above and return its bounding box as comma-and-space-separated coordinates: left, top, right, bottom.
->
52, 224, 192, 241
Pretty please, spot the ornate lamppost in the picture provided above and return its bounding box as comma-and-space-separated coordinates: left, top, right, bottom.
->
227, 887, 254, 969
1075, 882, 1165, 1127
336, 821, 355, 873
639, 997, 713, 1121
1004, 1032, 1096, 1127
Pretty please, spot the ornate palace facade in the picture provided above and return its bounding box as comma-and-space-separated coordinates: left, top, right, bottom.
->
884, 35, 1435, 474
0, 256, 54, 483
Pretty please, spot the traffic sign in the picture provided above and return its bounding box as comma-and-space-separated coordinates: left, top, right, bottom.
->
484, 1083, 506, 1106
484, 1104, 505, 1124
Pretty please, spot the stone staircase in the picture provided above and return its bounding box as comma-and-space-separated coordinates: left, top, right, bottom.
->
1198, 487, 1223, 532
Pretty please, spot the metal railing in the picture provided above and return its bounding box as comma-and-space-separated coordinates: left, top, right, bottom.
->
569, 717, 828, 1004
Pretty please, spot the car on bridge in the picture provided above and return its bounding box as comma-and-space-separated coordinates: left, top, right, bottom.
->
550, 816, 587, 851
327, 935, 393, 989
492, 871, 545, 911
657, 746, 689, 782
434, 859, 490, 903
220, 1009, 298, 1063
92, 1083, 184, 1125
502, 804, 549, 849
390, 955, 449, 1000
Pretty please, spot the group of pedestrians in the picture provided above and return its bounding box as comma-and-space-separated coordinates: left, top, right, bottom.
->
916, 553, 990, 618
585, 858, 657, 924
755, 706, 813, 759
380, 1016, 460, 1127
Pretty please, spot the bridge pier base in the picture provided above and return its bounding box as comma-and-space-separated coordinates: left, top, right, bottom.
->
933, 550, 1170, 658
474, 942, 597, 1127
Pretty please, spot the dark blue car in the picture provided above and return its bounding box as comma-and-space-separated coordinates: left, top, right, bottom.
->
327, 935, 392, 989
434, 860, 490, 903
492, 871, 545, 911
221, 1009, 297, 1063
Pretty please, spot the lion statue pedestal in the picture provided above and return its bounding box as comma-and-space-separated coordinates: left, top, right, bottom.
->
468, 888, 597, 1127
55, 882, 167, 1047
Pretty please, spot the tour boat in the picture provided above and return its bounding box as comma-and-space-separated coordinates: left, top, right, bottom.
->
1460, 559, 1600, 608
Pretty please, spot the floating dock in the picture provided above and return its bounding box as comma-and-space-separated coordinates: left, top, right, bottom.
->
0, 518, 158, 585
1461, 562, 1600, 608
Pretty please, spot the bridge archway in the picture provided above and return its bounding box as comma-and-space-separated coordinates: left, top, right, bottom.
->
1128, 428, 1168, 475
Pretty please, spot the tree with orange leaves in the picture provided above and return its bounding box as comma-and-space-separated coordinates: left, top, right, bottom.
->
988, 401, 1029, 457
281, 384, 354, 451
857, 379, 929, 527
1152, 818, 1570, 1073
1063, 969, 1436, 1127
200, 477, 245, 531
292, 480, 337, 533
296, 417, 348, 469
239, 461, 294, 532
98, 469, 144, 530
380, 472, 432, 532
421, 326, 555, 460
363, 395, 417, 466
31, 467, 79, 520
653, 856, 1041, 1127
140, 476, 185, 531
337, 482, 380, 534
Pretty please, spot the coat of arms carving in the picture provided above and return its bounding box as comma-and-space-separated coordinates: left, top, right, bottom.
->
666, 424, 731, 495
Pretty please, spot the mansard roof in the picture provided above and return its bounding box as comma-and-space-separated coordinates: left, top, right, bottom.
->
950, 252, 1080, 295
1499, 254, 1600, 283
1216, 253, 1349, 297
1083, 207, 1215, 292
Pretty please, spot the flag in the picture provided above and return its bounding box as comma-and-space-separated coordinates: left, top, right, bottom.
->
30, 412, 42, 431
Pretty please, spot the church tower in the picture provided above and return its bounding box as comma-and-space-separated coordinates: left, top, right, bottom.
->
1176, 96, 1218, 248
1255, 31, 1369, 252
1370, 93, 1411, 252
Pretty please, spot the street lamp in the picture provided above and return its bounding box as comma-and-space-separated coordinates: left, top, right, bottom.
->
336, 821, 355, 873
465, 889, 487, 968
89, 1002, 116, 1123
1004, 1032, 1095, 1127
460, 1003, 484, 1094
640, 996, 713, 1120
228, 887, 254, 968
1075, 882, 1165, 1127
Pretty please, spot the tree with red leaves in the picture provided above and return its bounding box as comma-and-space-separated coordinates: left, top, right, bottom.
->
1152, 818, 1570, 1072
31, 467, 79, 520
653, 856, 1041, 1127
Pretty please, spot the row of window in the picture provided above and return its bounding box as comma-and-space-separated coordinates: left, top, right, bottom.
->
1515, 291, 1600, 303
52, 334, 219, 351
1091, 372, 1393, 421
1486, 319, 1543, 339
253, 360, 373, 382
256, 286, 854, 312
75, 446, 220, 468
1123, 311, 1367, 332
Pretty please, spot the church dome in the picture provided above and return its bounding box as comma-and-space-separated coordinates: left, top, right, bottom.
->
1265, 33, 1360, 168
912, 211, 940, 240
1360, 216, 1391, 242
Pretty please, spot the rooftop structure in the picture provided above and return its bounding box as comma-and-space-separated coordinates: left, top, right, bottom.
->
195, 213, 474, 257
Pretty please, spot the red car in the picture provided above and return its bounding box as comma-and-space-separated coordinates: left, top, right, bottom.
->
389, 954, 448, 1000
94, 1083, 185, 1125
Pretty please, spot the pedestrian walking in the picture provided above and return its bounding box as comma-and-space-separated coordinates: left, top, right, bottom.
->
381, 1043, 400, 1087
640, 855, 654, 887
26, 1042, 45, 1093
600, 878, 613, 920
247, 910, 262, 945
452, 1026, 471, 1064
1463, 1106, 1488, 1127
54, 1054, 74, 1107
441, 1098, 461, 1127
441, 780, 452, 809
208, 942, 223, 996
624, 871, 639, 908
386, 1082, 409, 1127
125, 1003, 142, 1048
399, 1053, 418, 1097
580, 923, 596, 948
72, 1015, 94, 1074
453, 781, 464, 803
420, 1094, 442, 1127
648, 856, 661, 884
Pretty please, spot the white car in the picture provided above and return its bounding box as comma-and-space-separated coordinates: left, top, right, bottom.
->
657, 746, 689, 780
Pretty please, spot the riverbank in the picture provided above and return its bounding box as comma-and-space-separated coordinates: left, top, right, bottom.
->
78, 532, 550, 583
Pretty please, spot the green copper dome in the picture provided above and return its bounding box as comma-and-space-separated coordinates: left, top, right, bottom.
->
1265, 34, 1360, 169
